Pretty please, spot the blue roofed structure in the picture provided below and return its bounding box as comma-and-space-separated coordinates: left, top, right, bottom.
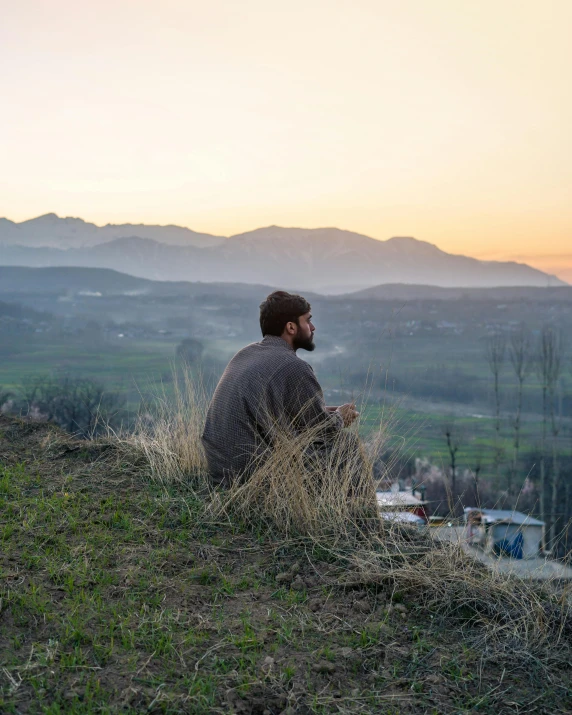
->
464, 508, 544, 559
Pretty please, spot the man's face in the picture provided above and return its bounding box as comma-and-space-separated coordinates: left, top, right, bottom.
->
293, 312, 315, 352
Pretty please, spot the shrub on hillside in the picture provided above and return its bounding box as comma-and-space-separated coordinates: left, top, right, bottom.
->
16, 374, 126, 437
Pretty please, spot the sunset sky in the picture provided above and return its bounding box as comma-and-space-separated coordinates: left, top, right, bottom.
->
1, 0, 571, 281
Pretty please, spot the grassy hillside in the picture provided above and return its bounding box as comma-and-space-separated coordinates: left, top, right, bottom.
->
1, 415, 571, 714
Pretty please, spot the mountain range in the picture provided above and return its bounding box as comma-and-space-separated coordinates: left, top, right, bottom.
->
0, 214, 566, 293
0, 213, 224, 249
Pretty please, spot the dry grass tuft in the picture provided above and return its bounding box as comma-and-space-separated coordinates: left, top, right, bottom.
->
219, 394, 398, 540
105, 366, 209, 485
221, 425, 378, 538
339, 527, 572, 656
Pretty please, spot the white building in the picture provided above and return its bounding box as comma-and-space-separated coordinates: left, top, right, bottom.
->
376, 482, 428, 522
464, 508, 544, 559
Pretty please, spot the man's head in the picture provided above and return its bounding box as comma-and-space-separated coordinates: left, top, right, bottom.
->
259, 291, 315, 352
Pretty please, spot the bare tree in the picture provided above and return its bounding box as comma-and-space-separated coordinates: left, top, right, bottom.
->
535, 325, 555, 537
444, 421, 463, 515
0, 388, 12, 410
508, 325, 532, 496
485, 331, 506, 483
567, 360, 572, 533
542, 327, 563, 549
567, 427, 572, 536
471, 448, 483, 507
20, 376, 45, 414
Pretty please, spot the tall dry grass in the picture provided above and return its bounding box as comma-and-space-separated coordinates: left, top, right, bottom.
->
107, 366, 209, 485
222, 423, 379, 539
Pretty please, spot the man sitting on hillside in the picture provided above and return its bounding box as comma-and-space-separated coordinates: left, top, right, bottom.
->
201, 290, 363, 486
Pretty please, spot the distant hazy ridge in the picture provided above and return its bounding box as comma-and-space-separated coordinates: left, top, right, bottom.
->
0, 214, 565, 293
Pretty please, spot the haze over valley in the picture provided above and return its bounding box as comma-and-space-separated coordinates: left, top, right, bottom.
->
2, 263, 571, 438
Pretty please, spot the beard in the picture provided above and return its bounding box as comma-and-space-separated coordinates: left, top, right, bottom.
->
293, 333, 315, 352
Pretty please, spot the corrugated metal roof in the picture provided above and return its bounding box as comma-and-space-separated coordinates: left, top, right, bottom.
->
464, 507, 544, 526
380, 512, 425, 525
376, 490, 426, 506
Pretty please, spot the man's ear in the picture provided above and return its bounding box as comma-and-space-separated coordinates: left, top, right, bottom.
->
286, 321, 297, 335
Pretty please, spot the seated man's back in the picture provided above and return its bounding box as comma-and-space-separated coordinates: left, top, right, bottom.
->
201, 292, 357, 485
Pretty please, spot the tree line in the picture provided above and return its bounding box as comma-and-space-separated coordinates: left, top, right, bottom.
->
440, 323, 571, 554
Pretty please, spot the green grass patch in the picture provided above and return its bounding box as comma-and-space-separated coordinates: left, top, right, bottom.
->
1, 433, 571, 713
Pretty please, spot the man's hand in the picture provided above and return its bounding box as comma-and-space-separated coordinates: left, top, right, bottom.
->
336, 403, 359, 427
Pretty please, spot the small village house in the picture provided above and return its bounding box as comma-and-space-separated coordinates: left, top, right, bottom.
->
376, 482, 428, 523
464, 508, 544, 559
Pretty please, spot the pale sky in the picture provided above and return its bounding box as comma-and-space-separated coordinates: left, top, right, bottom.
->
1, 0, 571, 279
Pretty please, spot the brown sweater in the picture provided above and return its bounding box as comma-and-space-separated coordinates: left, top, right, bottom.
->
201, 335, 343, 483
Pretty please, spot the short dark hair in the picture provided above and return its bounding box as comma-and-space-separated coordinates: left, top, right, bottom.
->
259, 291, 311, 337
